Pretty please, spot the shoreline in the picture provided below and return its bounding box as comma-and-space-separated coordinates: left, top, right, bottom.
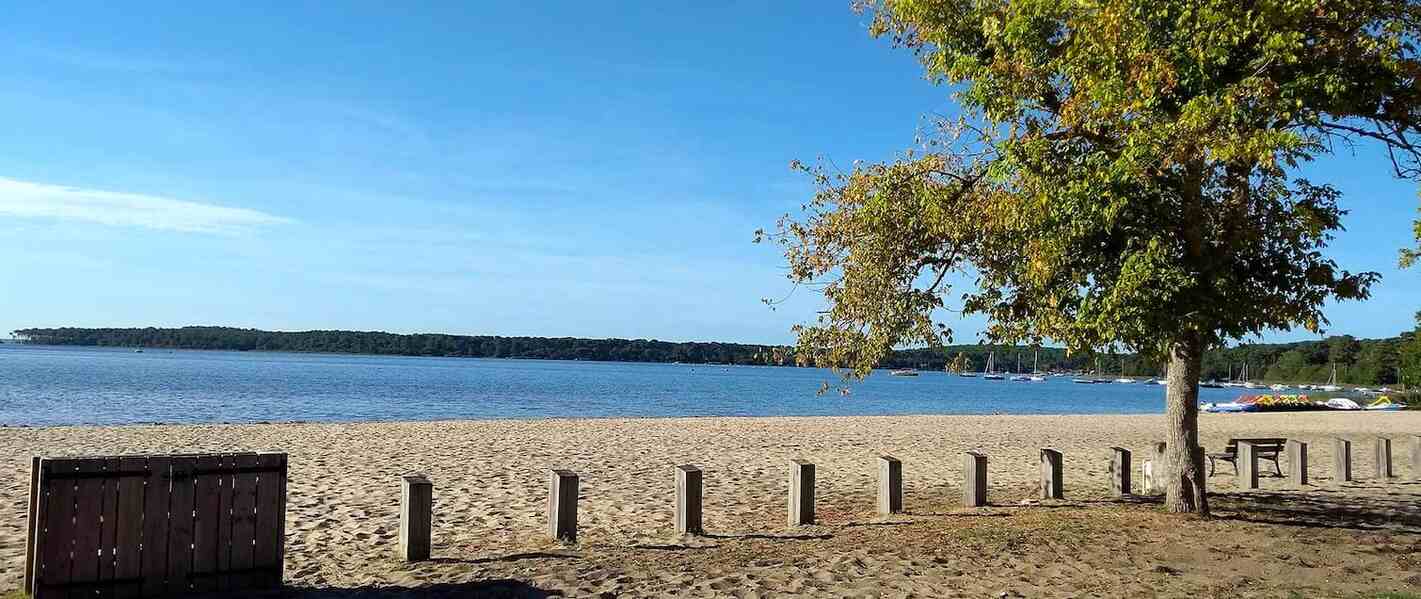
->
4, 407, 1412, 431
0, 411, 1179, 430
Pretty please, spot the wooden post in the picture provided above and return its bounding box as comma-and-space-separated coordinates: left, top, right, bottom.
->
399, 475, 432, 561
1237, 440, 1259, 489
877, 455, 902, 516
1109, 447, 1131, 497
1150, 442, 1168, 494
964, 451, 987, 508
547, 470, 579, 542
1374, 437, 1393, 479
675, 465, 703, 536
1332, 438, 1352, 483
1411, 435, 1421, 480
1286, 440, 1308, 487
1039, 448, 1063, 499
787, 460, 814, 527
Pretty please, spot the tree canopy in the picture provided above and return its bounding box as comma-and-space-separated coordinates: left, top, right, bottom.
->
764, 0, 1420, 514
764, 0, 1418, 374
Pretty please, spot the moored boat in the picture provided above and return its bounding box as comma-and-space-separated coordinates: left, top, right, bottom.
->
982, 352, 1005, 380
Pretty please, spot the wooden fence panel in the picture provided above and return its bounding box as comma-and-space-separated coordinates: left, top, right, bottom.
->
29, 453, 287, 599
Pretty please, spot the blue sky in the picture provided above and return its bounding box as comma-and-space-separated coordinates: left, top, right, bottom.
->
0, 2, 1416, 346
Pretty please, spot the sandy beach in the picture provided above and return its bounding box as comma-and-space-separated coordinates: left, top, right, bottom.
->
3, 413, 1419, 598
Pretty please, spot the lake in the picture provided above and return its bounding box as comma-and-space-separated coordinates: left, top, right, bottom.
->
0, 344, 1243, 426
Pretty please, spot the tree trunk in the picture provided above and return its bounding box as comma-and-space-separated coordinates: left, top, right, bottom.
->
1164, 331, 1210, 515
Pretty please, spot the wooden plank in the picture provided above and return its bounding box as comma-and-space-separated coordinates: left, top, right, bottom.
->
97, 457, 120, 595
166, 456, 196, 596
40, 458, 79, 599
25, 456, 41, 595
216, 454, 236, 592
229, 453, 260, 591
190, 455, 225, 593
139, 456, 171, 597
253, 453, 286, 588
112, 456, 147, 599
276, 454, 288, 587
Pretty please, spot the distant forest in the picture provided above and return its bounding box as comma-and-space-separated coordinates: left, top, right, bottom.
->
12, 326, 1417, 386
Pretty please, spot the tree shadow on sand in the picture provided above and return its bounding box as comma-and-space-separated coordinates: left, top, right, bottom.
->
1211, 485, 1421, 533
267, 579, 563, 598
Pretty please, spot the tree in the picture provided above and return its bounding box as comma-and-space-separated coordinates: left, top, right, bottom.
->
948, 351, 973, 373
1401, 314, 1421, 388
762, 0, 1419, 515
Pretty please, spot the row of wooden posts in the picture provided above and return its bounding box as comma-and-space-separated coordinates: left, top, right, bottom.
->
395, 435, 1421, 562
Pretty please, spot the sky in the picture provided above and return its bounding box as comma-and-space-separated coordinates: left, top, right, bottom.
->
0, 2, 1416, 346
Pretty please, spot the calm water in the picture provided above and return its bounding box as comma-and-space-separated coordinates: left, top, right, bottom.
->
0, 344, 1242, 426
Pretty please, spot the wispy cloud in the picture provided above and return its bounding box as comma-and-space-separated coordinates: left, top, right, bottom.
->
0, 177, 293, 234
14, 43, 215, 75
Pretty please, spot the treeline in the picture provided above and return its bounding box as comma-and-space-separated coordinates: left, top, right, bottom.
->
12, 327, 784, 365
1199, 335, 1414, 385
12, 326, 1418, 386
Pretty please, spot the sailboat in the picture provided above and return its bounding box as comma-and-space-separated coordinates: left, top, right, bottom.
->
1240, 363, 1259, 389
1113, 356, 1134, 383
1318, 362, 1342, 392
1220, 364, 1235, 387
1090, 356, 1112, 384
1029, 350, 1046, 381
983, 352, 1005, 380
1010, 352, 1031, 381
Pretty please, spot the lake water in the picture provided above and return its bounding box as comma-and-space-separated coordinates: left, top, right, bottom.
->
0, 344, 1243, 426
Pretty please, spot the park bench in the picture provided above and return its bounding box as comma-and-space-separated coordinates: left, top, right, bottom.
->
1207, 438, 1286, 477
25, 452, 288, 599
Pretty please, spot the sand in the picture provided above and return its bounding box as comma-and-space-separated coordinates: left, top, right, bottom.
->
2, 412, 1419, 598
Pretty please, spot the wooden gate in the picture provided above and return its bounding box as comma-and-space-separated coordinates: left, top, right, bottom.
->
25, 452, 288, 598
